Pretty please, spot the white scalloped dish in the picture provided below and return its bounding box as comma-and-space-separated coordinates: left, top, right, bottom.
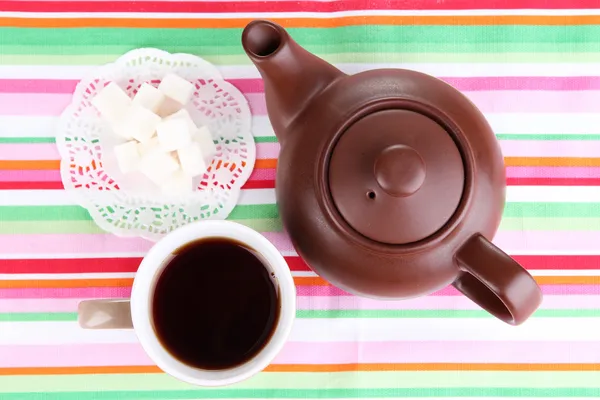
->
56, 48, 255, 241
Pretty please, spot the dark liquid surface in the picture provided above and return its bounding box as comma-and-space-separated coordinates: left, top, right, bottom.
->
152, 237, 280, 370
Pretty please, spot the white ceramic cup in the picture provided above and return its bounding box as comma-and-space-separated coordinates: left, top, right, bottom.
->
77, 220, 296, 387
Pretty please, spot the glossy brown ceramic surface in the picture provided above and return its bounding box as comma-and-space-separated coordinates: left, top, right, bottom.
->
242, 19, 543, 325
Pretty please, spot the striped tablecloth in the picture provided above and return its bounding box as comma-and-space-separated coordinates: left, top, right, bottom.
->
1, 0, 600, 398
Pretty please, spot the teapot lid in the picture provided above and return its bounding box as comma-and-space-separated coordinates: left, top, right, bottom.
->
328, 109, 465, 244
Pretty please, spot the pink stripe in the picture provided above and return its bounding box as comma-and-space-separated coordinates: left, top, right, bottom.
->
0, 94, 71, 116
4, 91, 600, 116
2, 295, 596, 313
297, 285, 600, 297
2, 341, 600, 367
5, 77, 600, 95
0, 140, 597, 163
0, 170, 61, 182
506, 166, 600, 179
0, 298, 83, 312
0, 232, 597, 256
0, 287, 131, 299
248, 168, 276, 181
296, 295, 600, 310
0, 144, 59, 160
443, 76, 600, 91
5, 166, 594, 183
0, 285, 596, 301
494, 231, 600, 252
500, 140, 600, 158
0, 343, 152, 367
255, 142, 279, 159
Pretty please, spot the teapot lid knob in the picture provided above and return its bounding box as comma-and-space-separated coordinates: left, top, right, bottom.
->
328, 109, 465, 245
374, 145, 426, 197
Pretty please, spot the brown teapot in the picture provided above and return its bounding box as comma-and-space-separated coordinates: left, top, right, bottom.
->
241, 20, 543, 325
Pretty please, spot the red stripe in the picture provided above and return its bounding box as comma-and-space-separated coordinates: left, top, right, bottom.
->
0, 181, 64, 190
0, 256, 596, 274
0, 256, 309, 274
507, 177, 600, 186
0, 0, 595, 13
0, 258, 143, 274
513, 255, 600, 270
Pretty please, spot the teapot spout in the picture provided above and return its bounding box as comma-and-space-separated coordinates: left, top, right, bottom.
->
242, 20, 344, 142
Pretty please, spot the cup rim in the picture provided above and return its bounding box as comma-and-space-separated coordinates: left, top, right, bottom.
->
130, 220, 296, 386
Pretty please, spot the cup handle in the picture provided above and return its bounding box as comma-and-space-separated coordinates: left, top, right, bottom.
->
453, 233, 543, 325
78, 299, 133, 329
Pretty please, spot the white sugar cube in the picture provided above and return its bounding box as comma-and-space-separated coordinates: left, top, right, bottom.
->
158, 73, 195, 106
193, 126, 217, 162
137, 137, 162, 157
132, 83, 165, 113
138, 148, 180, 185
177, 142, 208, 177
156, 117, 192, 152
114, 104, 161, 143
165, 109, 197, 129
161, 170, 193, 195
156, 97, 184, 118
91, 82, 132, 126
113, 140, 140, 174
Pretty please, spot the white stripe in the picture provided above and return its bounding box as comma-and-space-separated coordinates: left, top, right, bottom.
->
487, 113, 600, 135
530, 270, 600, 276
0, 317, 594, 345
2, 186, 600, 207
2, 9, 600, 18
0, 115, 273, 138
3, 64, 600, 81
0, 252, 147, 259
8, 113, 600, 141
505, 186, 600, 202
0, 273, 136, 280
5, 114, 600, 139
225, 63, 600, 78
0, 188, 276, 206
0, 271, 318, 280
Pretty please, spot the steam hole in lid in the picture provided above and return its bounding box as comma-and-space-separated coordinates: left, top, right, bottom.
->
367, 191, 376, 200
244, 22, 282, 57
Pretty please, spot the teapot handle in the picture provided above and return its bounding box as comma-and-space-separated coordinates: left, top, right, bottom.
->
453, 233, 543, 325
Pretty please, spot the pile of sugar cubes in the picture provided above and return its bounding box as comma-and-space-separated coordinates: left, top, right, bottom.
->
91, 73, 216, 194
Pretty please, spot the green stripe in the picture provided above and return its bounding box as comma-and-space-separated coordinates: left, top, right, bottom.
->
5, 309, 600, 322
1, 203, 598, 223
2, 52, 600, 65
1, 217, 597, 234
1, 388, 600, 399
0, 313, 75, 322
0, 137, 55, 144
2, 134, 600, 144
502, 203, 600, 218
3, 26, 600, 47
0, 204, 279, 222
254, 136, 279, 143
3, 372, 600, 392
0, 218, 282, 234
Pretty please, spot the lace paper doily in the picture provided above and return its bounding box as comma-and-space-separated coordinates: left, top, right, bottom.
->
56, 48, 255, 241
